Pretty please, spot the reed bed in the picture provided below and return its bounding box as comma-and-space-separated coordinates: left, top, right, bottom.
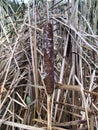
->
0, 0, 98, 130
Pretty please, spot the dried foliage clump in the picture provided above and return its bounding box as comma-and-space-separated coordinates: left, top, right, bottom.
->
0, 0, 98, 130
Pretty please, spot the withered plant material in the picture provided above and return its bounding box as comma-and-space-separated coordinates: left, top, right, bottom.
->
56, 84, 98, 97
0, 1, 98, 130
43, 23, 54, 95
55, 119, 87, 127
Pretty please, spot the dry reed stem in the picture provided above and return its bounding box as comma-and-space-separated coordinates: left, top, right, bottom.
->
47, 95, 52, 130
56, 84, 98, 97
0, 119, 45, 130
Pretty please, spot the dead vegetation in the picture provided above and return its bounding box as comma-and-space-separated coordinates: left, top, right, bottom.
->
0, 0, 98, 130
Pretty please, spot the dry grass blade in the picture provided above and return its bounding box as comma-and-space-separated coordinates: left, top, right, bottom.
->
0, 119, 45, 130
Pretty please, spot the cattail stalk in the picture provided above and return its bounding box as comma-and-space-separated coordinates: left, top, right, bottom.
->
43, 22, 54, 130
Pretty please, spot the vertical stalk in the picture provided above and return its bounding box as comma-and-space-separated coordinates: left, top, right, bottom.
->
12, 93, 15, 130
47, 95, 52, 130
33, 0, 39, 115
45, 1, 53, 129
28, 1, 38, 120
47, 0, 49, 21
57, 33, 70, 122
43, 22, 54, 130
90, 114, 94, 130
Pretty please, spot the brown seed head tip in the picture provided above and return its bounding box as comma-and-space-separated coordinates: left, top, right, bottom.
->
43, 22, 54, 95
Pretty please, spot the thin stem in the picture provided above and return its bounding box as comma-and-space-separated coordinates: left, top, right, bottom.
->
47, 1, 49, 21
47, 95, 52, 130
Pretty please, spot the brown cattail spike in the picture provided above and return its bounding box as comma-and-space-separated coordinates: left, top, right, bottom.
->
43, 23, 54, 95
